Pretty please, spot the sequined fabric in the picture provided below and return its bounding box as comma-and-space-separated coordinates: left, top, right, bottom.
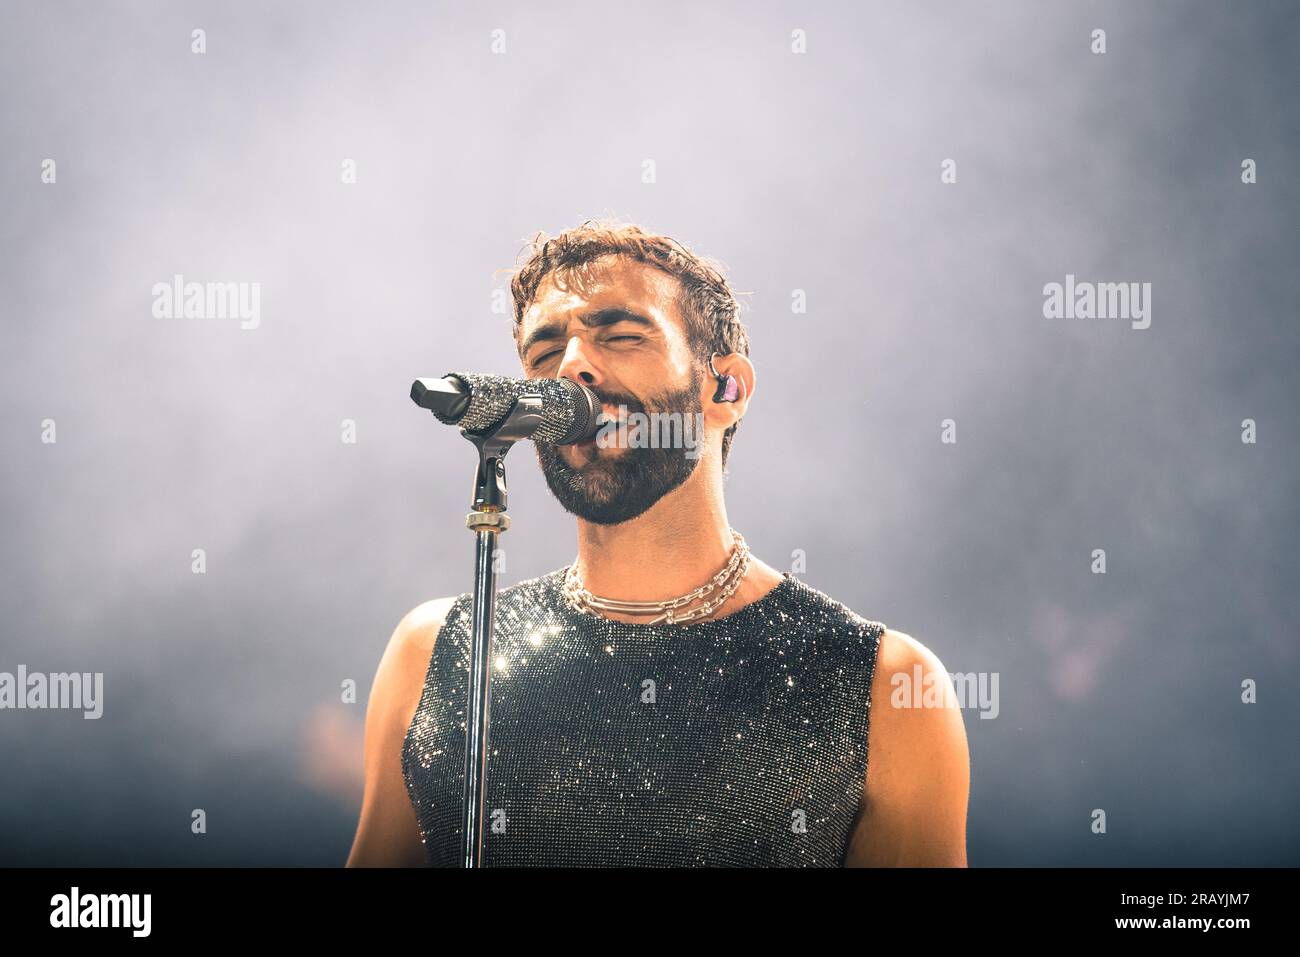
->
435, 372, 584, 443
401, 566, 886, 867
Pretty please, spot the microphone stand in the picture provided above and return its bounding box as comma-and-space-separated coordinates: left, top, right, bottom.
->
454, 395, 547, 868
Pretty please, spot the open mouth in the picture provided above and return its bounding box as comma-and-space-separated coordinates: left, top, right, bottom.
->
576, 409, 622, 448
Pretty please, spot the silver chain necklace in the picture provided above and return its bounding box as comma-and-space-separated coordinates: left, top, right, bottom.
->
562, 529, 751, 626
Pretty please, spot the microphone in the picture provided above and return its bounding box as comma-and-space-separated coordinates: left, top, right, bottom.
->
410, 372, 602, 445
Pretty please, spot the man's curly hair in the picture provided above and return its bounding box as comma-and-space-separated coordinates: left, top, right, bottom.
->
506, 220, 751, 469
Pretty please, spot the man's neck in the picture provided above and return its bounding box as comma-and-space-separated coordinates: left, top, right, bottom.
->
572, 464, 734, 602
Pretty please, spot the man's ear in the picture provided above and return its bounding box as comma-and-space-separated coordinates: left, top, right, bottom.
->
703, 353, 754, 428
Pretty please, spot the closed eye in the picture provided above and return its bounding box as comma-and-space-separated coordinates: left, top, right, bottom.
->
530, 336, 642, 368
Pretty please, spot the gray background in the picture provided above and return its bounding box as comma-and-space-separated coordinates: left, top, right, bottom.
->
1, 0, 1296, 865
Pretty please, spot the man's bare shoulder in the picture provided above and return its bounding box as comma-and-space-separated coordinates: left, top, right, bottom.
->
869, 627, 968, 763
874, 627, 944, 681
370, 593, 463, 757
345, 594, 464, 867
845, 625, 970, 866
389, 596, 461, 656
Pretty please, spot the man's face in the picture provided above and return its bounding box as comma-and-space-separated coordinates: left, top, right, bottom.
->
518, 255, 706, 525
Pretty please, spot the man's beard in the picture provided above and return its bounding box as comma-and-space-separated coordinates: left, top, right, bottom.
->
534, 370, 703, 526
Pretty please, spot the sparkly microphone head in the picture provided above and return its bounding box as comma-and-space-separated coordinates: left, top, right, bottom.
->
428, 373, 601, 444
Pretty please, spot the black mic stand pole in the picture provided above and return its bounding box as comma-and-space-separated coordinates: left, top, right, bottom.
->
455, 396, 547, 868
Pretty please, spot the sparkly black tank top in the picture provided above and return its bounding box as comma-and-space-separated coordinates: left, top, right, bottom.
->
402, 566, 886, 867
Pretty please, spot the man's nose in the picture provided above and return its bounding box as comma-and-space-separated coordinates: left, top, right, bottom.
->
555, 336, 602, 389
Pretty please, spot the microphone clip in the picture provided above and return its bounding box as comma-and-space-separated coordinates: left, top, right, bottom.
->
459, 395, 546, 514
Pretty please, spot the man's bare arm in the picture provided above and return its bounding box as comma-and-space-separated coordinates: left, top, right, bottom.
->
844, 628, 971, 867
346, 597, 456, 867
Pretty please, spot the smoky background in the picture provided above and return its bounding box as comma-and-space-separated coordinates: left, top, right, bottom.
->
0, 0, 1296, 864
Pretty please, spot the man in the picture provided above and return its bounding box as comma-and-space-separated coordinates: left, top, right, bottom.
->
347, 221, 969, 867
